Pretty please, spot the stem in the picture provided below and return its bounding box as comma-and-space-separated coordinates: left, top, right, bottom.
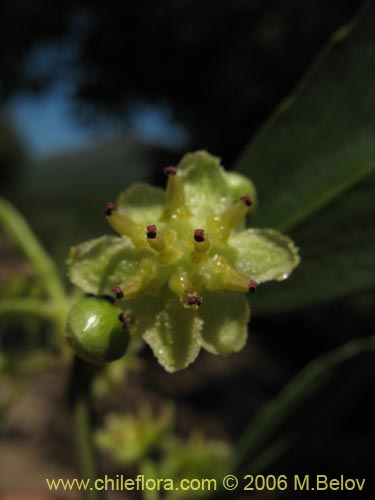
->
0, 297, 58, 321
70, 356, 103, 500
140, 460, 160, 500
0, 198, 69, 346
0, 198, 66, 303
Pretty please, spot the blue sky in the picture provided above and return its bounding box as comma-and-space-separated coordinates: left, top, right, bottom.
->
9, 83, 187, 160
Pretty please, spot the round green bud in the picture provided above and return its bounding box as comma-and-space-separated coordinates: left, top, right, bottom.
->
66, 297, 129, 364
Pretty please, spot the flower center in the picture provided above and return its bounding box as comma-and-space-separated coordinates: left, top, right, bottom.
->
106, 167, 256, 308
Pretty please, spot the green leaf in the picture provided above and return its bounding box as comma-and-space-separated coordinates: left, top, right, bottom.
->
234, 3, 375, 311
199, 292, 250, 355
67, 235, 152, 295
230, 228, 300, 284
143, 291, 203, 372
232, 336, 374, 473
117, 183, 166, 225
254, 175, 375, 314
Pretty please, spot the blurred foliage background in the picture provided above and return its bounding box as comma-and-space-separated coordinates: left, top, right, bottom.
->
0, 0, 374, 498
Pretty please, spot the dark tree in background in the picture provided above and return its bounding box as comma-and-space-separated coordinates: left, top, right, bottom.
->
0, 0, 359, 164
0, 115, 26, 187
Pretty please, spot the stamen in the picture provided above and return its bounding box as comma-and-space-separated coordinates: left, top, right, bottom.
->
187, 295, 203, 307
146, 224, 157, 239
194, 229, 205, 242
162, 166, 188, 219
240, 194, 252, 207
222, 267, 251, 292
164, 166, 177, 176
146, 224, 165, 252
248, 280, 257, 293
119, 312, 135, 329
217, 194, 252, 240
112, 285, 124, 300
169, 273, 192, 299
206, 257, 251, 292
113, 276, 145, 301
104, 202, 116, 216
105, 203, 135, 237
193, 228, 210, 253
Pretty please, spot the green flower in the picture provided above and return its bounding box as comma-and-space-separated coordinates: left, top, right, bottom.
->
96, 404, 174, 465
67, 151, 299, 372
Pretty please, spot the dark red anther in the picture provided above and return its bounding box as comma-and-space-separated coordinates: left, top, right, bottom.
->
240, 195, 252, 207
146, 224, 157, 239
194, 229, 205, 243
105, 202, 117, 216
164, 166, 177, 175
119, 312, 135, 329
112, 285, 124, 299
248, 280, 257, 293
187, 295, 203, 307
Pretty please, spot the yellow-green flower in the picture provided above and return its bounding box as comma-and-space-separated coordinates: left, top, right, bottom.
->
96, 404, 174, 465
67, 151, 299, 371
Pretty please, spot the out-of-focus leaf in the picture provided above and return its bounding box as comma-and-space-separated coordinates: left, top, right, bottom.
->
232, 336, 374, 473
235, 2, 375, 312
96, 404, 174, 465
253, 175, 375, 313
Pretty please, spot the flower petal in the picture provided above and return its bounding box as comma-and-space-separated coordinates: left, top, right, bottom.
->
67, 235, 153, 295
199, 292, 250, 355
142, 291, 203, 372
123, 295, 164, 339
117, 183, 166, 225
230, 228, 300, 283
177, 151, 231, 222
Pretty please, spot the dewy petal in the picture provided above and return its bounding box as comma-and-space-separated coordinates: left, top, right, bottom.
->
143, 291, 203, 372
117, 183, 166, 225
199, 292, 250, 355
177, 151, 231, 221
230, 228, 300, 283
67, 235, 153, 295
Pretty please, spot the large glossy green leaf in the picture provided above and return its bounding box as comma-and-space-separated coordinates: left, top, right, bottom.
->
232, 336, 374, 473
253, 175, 375, 313
235, 2, 375, 313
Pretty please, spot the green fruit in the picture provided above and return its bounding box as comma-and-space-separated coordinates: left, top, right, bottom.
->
66, 297, 129, 364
